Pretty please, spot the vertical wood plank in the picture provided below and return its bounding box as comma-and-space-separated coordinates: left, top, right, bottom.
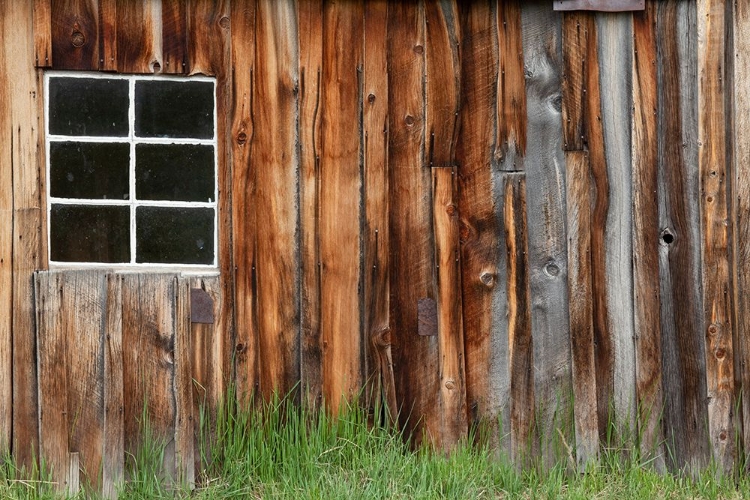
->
0, 0, 14, 453
565, 150, 599, 469
456, 0, 505, 447
174, 277, 194, 488
362, 0, 396, 419
388, 0, 436, 444
230, 0, 258, 407
7, 0, 43, 468
496, 0, 526, 171
504, 173, 535, 463
114, 0, 163, 73
595, 11, 636, 436
121, 274, 178, 479
161, 0, 187, 74
35, 272, 70, 492
298, 0, 324, 408
252, 0, 300, 398
733, 0, 750, 466
186, 0, 230, 77
99, 0, 117, 71
632, 0, 664, 470
657, 0, 710, 471
562, 11, 587, 151
102, 273, 123, 500
33, 0, 53, 67
320, 0, 365, 406
521, 3, 572, 461
697, 0, 735, 474
432, 167, 467, 448
425, 0, 464, 447
50, 0, 99, 70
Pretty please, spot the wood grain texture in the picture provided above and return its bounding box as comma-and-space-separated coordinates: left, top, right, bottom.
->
521, 3, 571, 461
115, 0, 162, 73
98, 0, 116, 70
0, 0, 13, 452
697, 0, 735, 474
161, 0, 187, 74
7, 0, 43, 468
362, 0, 396, 420
387, 0, 437, 444
595, 11, 636, 436
432, 167, 467, 449
632, 1, 664, 470
319, 0, 364, 406
35, 271, 70, 492
121, 274, 177, 480
174, 277, 194, 487
496, 0, 526, 170
102, 274, 123, 500
656, 0, 710, 472
456, 0, 505, 446
33, 0, 52, 67
562, 12, 587, 151
732, 0, 750, 466
252, 0, 300, 398
230, 0, 258, 406
565, 150, 599, 470
504, 173, 535, 463
50, 0, 99, 70
298, 0, 324, 408
186, 0, 229, 77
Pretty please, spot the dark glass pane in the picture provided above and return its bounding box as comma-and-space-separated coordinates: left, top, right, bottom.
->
135, 80, 214, 139
48, 77, 129, 136
50, 204, 130, 263
50, 142, 130, 200
136, 207, 214, 264
136, 144, 214, 201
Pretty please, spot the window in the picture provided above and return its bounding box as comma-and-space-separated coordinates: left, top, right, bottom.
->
45, 72, 217, 268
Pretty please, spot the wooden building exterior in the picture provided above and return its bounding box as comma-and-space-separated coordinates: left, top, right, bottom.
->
0, 0, 748, 494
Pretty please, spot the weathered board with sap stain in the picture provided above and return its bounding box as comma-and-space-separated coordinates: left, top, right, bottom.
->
6, 2, 750, 495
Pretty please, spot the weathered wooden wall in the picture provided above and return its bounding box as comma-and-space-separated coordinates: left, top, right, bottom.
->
2, 0, 749, 494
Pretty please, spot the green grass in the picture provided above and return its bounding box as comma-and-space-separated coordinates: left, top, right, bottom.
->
4, 394, 750, 499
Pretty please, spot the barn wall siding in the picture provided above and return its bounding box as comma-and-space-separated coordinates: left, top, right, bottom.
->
0, 0, 745, 493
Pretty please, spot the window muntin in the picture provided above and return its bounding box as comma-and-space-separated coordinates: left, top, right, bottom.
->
45, 72, 218, 268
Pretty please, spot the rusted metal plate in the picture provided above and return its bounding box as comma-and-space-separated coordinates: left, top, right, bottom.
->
553, 0, 644, 11
417, 297, 437, 337
190, 288, 214, 324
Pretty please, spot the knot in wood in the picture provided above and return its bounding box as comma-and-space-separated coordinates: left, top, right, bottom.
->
480, 272, 495, 287
715, 348, 726, 360
445, 379, 456, 390
445, 203, 457, 216
719, 430, 728, 441
236, 343, 245, 353
413, 44, 424, 55
368, 93, 376, 104
544, 262, 560, 277
219, 16, 230, 29
404, 115, 415, 126
152, 61, 161, 73
708, 324, 719, 336
71, 31, 85, 48
237, 132, 248, 145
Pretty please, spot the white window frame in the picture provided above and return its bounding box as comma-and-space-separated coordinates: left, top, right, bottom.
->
44, 71, 219, 271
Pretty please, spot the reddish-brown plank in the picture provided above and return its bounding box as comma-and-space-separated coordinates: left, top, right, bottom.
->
632, 1, 664, 470
230, 0, 258, 407
33, 0, 53, 67
319, 0, 365, 406
733, 0, 750, 466
656, 0, 709, 471
496, 0, 526, 170
50, 0, 99, 70
432, 167, 467, 449
102, 273, 123, 500
114, 0, 163, 73
565, 150, 598, 469
298, 0, 324, 408
252, 0, 300, 398
121, 274, 178, 480
504, 173, 535, 463
98, 0, 116, 71
363, 0, 395, 419
387, 0, 438, 444
7, 0, 44, 468
186, 0, 229, 77
697, 0, 735, 474
162, 0, 187, 74
456, 0, 502, 440
562, 12, 586, 151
